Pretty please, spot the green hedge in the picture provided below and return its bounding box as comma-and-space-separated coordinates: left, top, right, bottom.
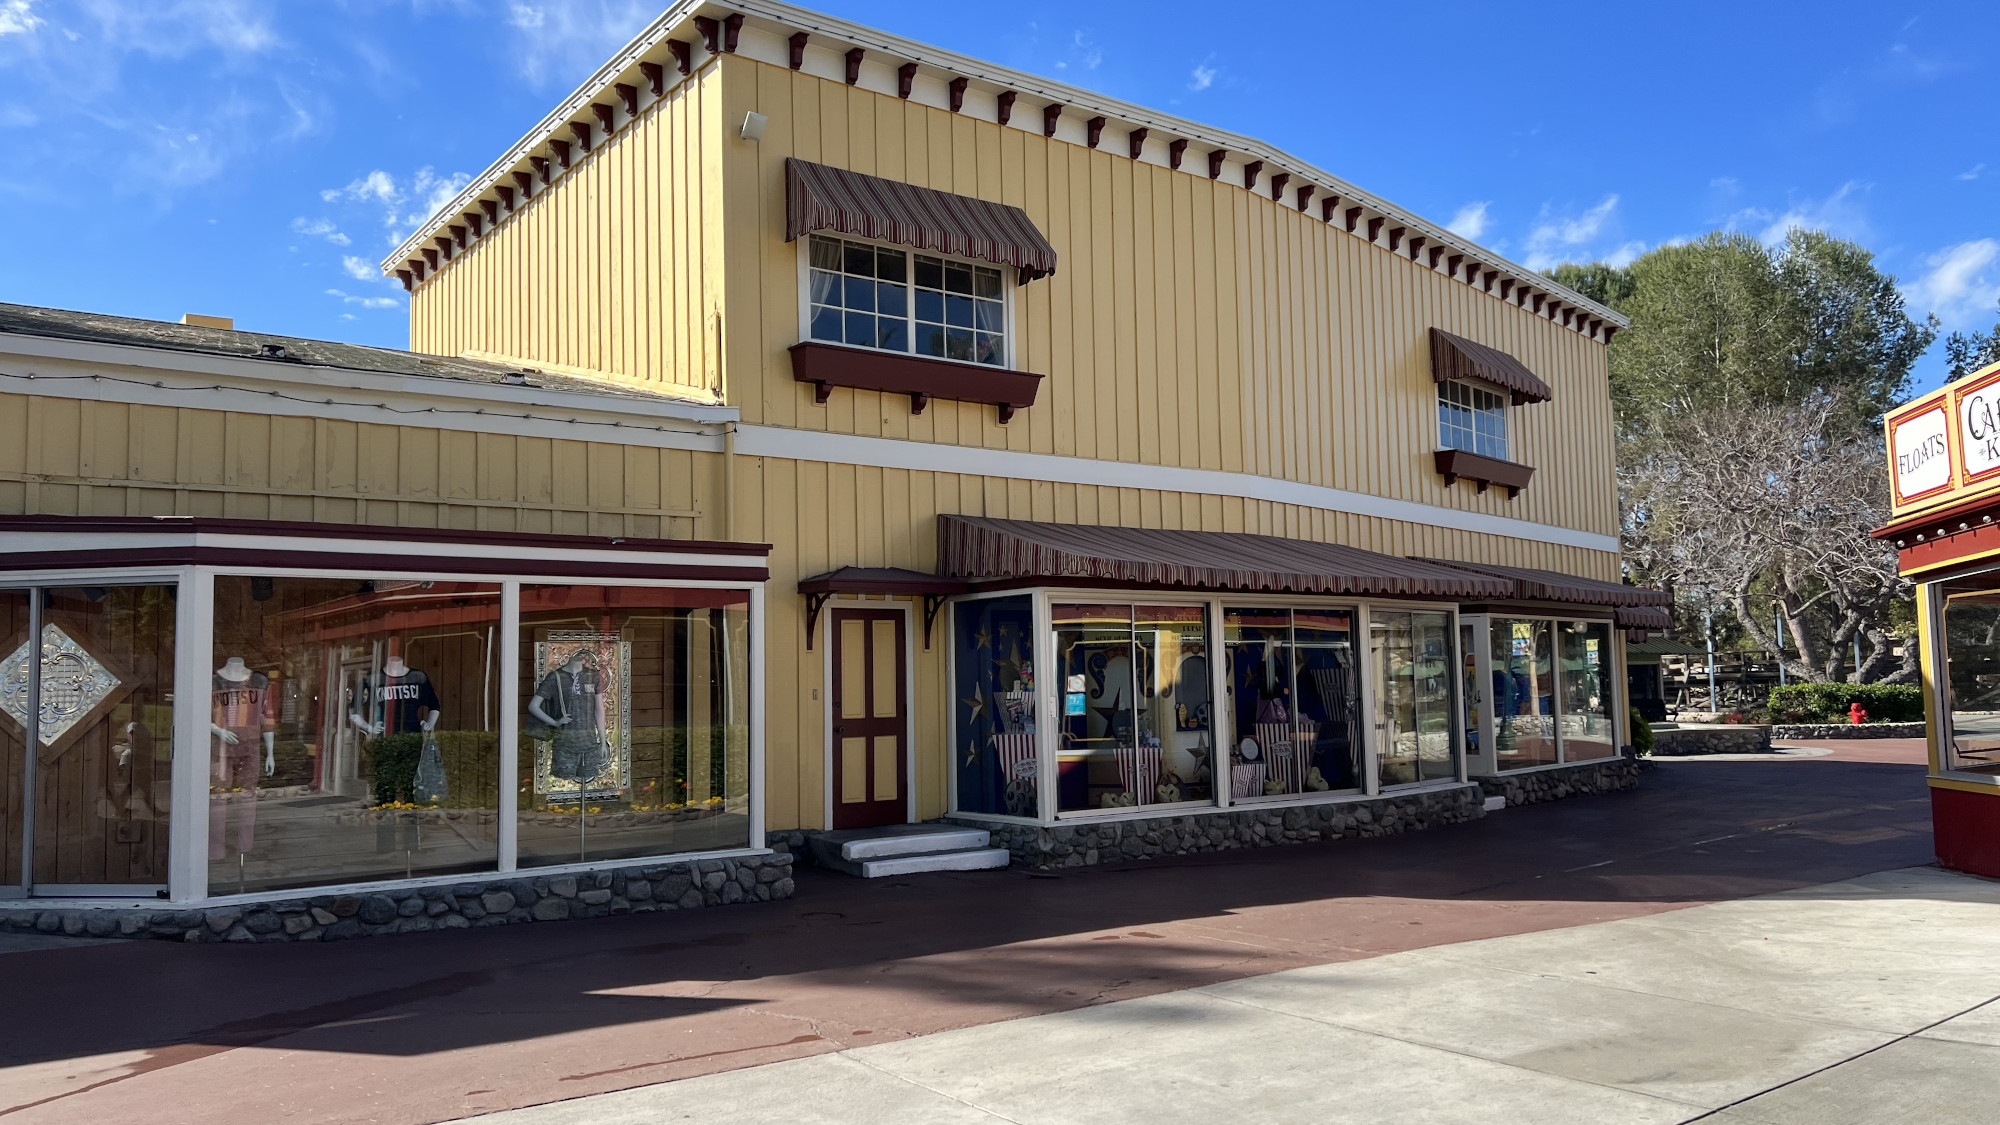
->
1629, 707, 1654, 754
1767, 683, 1923, 724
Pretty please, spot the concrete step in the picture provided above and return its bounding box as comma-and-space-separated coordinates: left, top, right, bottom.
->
855, 847, 1012, 878
841, 827, 991, 861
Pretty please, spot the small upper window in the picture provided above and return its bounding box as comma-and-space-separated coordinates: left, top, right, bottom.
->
1438, 379, 1508, 461
807, 235, 1007, 367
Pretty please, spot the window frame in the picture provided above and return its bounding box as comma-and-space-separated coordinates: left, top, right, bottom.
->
1467, 613, 1622, 775
796, 233, 1019, 372
1437, 377, 1512, 462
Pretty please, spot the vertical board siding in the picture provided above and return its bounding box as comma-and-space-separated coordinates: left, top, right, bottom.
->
724, 56, 1618, 542
410, 66, 722, 402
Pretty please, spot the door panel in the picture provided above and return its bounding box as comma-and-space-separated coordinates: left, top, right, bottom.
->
1, 589, 26, 889
830, 608, 907, 829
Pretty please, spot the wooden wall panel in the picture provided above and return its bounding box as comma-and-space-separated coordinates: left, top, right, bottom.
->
409, 66, 723, 402
722, 56, 1620, 542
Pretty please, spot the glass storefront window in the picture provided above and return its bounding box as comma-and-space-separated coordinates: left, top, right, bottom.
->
1372, 609, 1457, 787
1, 589, 24, 888
209, 576, 501, 895
517, 586, 751, 868
1135, 606, 1213, 805
1054, 604, 1136, 812
1224, 607, 1361, 799
1492, 619, 1558, 770
1943, 592, 2000, 775
1559, 620, 1616, 761
0, 586, 177, 890
952, 595, 1037, 817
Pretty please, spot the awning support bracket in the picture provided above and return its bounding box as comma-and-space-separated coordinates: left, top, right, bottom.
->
923, 593, 948, 650
805, 590, 832, 651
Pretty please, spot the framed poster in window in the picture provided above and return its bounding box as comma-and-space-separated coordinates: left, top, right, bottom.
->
529, 630, 632, 802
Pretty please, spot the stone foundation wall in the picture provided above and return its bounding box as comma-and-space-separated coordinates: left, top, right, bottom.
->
0, 841, 804, 944
1769, 722, 1926, 740
1474, 757, 1640, 806
1651, 725, 1772, 756
954, 784, 1488, 869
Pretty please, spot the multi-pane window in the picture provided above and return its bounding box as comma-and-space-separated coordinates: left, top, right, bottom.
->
1438, 379, 1508, 460
808, 235, 1007, 367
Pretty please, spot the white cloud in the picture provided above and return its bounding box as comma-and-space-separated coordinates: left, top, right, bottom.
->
1961, 163, 1986, 182
1750, 180, 1870, 245
290, 216, 349, 246
1524, 195, 1621, 270
1189, 59, 1217, 92
1908, 239, 2000, 328
0, 0, 42, 37
325, 288, 400, 311
1605, 240, 1648, 267
1073, 30, 1101, 71
71, 0, 277, 57
1446, 201, 1490, 240
341, 255, 379, 281
503, 1, 652, 86
324, 169, 398, 207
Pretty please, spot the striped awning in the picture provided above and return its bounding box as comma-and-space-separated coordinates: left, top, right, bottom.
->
1419, 558, 1672, 608
938, 516, 1512, 598
785, 158, 1059, 282
1430, 328, 1553, 405
1615, 604, 1674, 631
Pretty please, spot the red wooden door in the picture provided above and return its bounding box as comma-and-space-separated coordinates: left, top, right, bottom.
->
830, 608, 907, 829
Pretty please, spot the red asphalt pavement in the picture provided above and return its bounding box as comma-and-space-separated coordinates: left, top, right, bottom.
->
0, 740, 1937, 1125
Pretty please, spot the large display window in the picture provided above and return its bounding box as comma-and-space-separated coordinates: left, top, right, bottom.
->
1371, 609, 1457, 787
516, 586, 752, 867
207, 576, 502, 896
1, 585, 176, 893
952, 594, 1038, 818
1483, 615, 1619, 771
1052, 603, 1213, 813
0, 561, 763, 905
1223, 607, 1361, 800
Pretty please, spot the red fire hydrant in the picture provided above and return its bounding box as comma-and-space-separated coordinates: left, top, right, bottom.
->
1849, 702, 1868, 726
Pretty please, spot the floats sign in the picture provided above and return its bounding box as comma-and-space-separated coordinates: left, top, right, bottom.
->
1891, 404, 1952, 506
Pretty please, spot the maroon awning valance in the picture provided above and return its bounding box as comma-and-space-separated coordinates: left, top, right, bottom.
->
1419, 558, 1671, 607
938, 516, 1512, 598
1430, 328, 1553, 405
1615, 604, 1674, 631
785, 158, 1059, 283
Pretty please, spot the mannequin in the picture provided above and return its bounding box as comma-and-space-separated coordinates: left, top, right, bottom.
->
530, 651, 608, 784
210, 656, 277, 862
351, 654, 442, 737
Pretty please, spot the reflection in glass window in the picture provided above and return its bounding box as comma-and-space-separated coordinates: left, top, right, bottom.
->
807, 234, 1008, 367
1135, 606, 1213, 806
953, 595, 1037, 817
1373, 610, 1457, 786
1559, 621, 1616, 761
208, 576, 501, 895
1945, 593, 2000, 775
1054, 604, 1136, 812
517, 586, 751, 868
1223, 608, 1361, 799
1438, 379, 1508, 460
1492, 619, 1557, 770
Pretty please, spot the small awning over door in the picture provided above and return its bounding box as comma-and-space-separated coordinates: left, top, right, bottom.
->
937, 516, 1512, 598
797, 566, 968, 650
785, 158, 1059, 282
1430, 328, 1553, 405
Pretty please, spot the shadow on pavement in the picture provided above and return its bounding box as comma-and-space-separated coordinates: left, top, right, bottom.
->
0, 753, 1939, 1106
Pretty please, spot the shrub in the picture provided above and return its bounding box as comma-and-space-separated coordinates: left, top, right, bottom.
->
1767, 682, 1923, 724
1629, 707, 1654, 754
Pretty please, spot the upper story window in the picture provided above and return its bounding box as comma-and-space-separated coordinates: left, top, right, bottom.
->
1438, 379, 1508, 461
807, 235, 1009, 367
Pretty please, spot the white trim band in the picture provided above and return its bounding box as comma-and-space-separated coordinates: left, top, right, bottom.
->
731, 424, 1621, 553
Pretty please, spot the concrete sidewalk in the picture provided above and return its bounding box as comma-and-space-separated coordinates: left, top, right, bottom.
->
473, 864, 2000, 1125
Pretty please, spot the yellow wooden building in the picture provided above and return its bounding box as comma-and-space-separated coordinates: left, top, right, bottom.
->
0, 1, 1664, 921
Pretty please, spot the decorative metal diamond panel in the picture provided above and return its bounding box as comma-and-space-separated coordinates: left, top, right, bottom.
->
0, 624, 123, 747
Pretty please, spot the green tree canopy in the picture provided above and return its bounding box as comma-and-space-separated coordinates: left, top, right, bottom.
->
1946, 300, 2000, 382
1552, 230, 1936, 440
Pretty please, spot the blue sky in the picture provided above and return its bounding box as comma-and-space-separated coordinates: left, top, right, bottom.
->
0, 0, 1995, 393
